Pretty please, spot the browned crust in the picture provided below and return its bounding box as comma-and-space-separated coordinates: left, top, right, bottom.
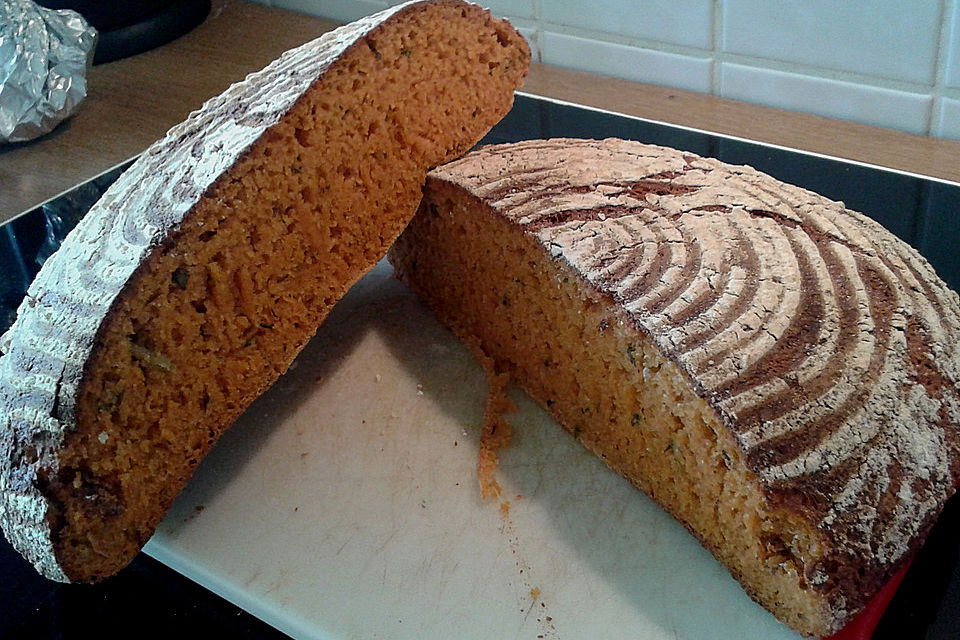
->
0, 0, 529, 583
407, 137, 960, 633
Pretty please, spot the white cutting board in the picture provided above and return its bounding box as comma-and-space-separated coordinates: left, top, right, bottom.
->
143, 259, 801, 640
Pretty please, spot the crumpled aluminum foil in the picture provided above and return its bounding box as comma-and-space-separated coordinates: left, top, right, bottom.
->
0, 0, 97, 144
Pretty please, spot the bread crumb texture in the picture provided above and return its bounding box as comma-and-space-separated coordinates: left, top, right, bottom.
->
0, 0, 529, 583
388, 138, 960, 637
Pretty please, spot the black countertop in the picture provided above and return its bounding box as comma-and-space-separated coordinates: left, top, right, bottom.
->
3, 95, 960, 639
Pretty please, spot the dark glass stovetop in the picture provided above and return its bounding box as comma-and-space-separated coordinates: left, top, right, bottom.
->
1, 94, 959, 639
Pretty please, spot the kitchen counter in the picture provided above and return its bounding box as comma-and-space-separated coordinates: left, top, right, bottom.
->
2, 0, 960, 224
2, 3, 960, 640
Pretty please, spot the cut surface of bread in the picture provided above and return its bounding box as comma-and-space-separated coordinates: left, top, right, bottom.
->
387, 138, 960, 637
0, 0, 529, 583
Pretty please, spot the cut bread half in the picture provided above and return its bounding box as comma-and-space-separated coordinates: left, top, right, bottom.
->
388, 138, 960, 637
0, 0, 529, 583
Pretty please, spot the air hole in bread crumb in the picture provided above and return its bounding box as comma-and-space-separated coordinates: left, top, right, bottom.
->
294, 128, 312, 148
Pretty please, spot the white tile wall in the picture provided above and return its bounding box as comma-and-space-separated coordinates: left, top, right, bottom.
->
260, 0, 960, 141
541, 0, 713, 50
722, 1, 942, 85
947, 2, 960, 89
542, 32, 712, 93
720, 64, 932, 134
936, 98, 960, 138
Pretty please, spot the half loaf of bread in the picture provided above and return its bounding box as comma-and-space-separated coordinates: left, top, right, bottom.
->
388, 138, 960, 637
0, 0, 529, 583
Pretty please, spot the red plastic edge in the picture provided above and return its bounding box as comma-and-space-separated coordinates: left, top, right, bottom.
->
823, 560, 912, 640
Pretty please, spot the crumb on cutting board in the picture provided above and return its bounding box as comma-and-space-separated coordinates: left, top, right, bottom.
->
474, 342, 516, 501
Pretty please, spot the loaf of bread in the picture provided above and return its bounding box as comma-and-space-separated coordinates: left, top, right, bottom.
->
388, 138, 960, 637
0, 0, 529, 583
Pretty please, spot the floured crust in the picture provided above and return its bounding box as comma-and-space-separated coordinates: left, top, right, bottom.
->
1, 13, 376, 583
424, 137, 960, 628
0, 0, 529, 582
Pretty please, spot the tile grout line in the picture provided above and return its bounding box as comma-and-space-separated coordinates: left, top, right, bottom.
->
533, 0, 543, 64
711, 0, 723, 96
930, 0, 957, 136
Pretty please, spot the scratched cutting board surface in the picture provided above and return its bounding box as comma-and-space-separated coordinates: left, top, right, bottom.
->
143, 259, 800, 640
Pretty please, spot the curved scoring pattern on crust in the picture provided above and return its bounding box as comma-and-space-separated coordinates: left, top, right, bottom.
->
433, 137, 960, 570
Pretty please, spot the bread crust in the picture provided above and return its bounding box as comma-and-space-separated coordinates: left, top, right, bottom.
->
393, 137, 960, 634
0, 0, 529, 582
